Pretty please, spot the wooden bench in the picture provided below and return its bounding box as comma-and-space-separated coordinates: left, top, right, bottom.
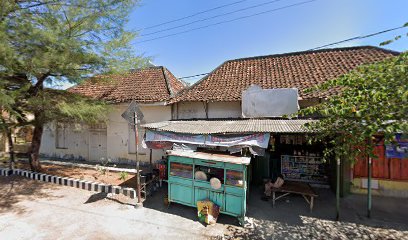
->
271, 181, 318, 211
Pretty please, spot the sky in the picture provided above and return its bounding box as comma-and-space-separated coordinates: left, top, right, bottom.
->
127, 0, 408, 84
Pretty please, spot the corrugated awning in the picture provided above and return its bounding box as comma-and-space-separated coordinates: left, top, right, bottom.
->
167, 150, 251, 165
142, 119, 316, 134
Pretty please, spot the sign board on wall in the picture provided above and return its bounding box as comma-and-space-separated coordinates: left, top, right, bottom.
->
385, 134, 408, 159
242, 85, 299, 118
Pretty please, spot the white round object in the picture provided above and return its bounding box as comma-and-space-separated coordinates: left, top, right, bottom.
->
210, 177, 222, 190
195, 171, 207, 181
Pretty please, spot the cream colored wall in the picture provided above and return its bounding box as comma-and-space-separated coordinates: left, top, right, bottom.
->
175, 101, 241, 119
176, 101, 207, 119
208, 101, 241, 118
351, 178, 408, 198
106, 104, 170, 163
40, 122, 90, 160
40, 103, 171, 164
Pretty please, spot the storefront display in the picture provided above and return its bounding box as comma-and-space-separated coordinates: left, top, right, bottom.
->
274, 134, 328, 185
167, 150, 250, 224
281, 155, 328, 184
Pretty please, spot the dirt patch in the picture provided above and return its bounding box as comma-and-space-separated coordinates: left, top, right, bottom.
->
14, 161, 138, 188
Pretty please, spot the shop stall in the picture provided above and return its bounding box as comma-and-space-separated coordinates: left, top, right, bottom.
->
167, 150, 250, 224
266, 134, 328, 185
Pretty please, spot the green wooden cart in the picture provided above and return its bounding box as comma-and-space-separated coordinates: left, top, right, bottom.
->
167, 150, 250, 225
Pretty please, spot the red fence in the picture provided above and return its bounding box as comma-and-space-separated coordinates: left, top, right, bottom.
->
353, 143, 408, 180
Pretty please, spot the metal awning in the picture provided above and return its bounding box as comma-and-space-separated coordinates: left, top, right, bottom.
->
142, 119, 316, 134
167, 150, 251, 165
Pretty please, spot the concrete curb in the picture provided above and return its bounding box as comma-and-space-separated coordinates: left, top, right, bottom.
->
10, 168, 136, 199
0, 167, 12, 176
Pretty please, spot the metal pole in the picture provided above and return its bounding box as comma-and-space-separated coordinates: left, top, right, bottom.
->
367, 156, 372, 218
134, 112, 142, 204
149, 149, 153, 167
336, 156, 340, 221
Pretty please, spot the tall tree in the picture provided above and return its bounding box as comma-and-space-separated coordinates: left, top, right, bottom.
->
300, 50, 407, 219
301, 51, 407, 162
0, 0, 148, 171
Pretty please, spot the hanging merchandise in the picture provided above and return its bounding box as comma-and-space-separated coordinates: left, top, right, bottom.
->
210, 177, 222, 190
195, 171, 208, 181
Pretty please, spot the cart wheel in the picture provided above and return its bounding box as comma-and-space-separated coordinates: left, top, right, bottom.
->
238, 217, 244, 226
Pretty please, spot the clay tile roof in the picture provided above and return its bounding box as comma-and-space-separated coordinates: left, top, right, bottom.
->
169, 46, 399, 103
69, 66, 186, 103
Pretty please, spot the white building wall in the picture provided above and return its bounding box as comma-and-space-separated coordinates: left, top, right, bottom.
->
106, 104, 171, 163
176, 101, 241, 119
40, 122, 90, 160
208, 101, 241, 118
176, 101, 207, 119
40, 103, 171, 164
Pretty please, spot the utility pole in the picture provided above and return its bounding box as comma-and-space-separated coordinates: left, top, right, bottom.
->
121, 100, 144, 208
367, 138, 372, 218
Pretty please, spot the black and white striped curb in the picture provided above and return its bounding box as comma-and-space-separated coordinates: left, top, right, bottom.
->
0, 167, 12, 176
12, 168, 136, 199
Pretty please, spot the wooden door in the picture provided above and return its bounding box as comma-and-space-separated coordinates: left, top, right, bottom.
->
89, 130, 107, 162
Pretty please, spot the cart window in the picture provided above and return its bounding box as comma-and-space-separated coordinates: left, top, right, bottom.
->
169, 162, 193, 179
226, 170, 244, 187
194, 165, 224, 183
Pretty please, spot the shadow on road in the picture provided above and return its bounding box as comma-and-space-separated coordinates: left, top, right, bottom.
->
0, 175, 61, 215
142, 183, 408, 239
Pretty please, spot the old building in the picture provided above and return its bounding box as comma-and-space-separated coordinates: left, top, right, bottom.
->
39, 66, 185, 163
169, 46, 397, 119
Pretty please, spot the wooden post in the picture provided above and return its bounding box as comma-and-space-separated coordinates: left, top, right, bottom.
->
336, 156, 340, 221
134, 112, 142, 204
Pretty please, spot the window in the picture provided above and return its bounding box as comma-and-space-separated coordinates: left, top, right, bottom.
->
170, 162, 193, 179
15, 126, 33, 144
128, 124, 146, 154
89, 123, 107, 130
194, 165, 224, 183
56, 123, 67, 149
226, 170, 244, 187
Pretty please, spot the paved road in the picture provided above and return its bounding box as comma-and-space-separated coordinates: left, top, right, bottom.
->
1, 175, 407, 239
0, 176, 224, 240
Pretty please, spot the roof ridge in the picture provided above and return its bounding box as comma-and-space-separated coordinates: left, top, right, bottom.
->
161, 66, 173, 96
224, 45, 400, 63
167, 45, 398, 104
168, 59, 230, 103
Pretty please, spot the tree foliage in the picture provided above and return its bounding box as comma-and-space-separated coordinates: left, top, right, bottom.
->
300, 51, 408, 162
0, 0, 148, 170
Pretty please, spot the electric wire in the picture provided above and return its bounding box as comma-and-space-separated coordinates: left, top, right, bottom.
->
137, 0, 248, 31
140, 0, 286, 37
309, 25, 406, 50
177, 24, 407, 80
137, 0, 317, 43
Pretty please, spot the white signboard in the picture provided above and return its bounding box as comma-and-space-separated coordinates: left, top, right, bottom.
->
242, 85, 299, 118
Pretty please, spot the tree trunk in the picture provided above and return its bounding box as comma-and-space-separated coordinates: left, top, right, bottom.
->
6, 128, 15, 169
29, 122, 43, 171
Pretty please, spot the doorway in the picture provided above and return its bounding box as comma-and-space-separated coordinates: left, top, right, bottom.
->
89, 130, 107, 162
